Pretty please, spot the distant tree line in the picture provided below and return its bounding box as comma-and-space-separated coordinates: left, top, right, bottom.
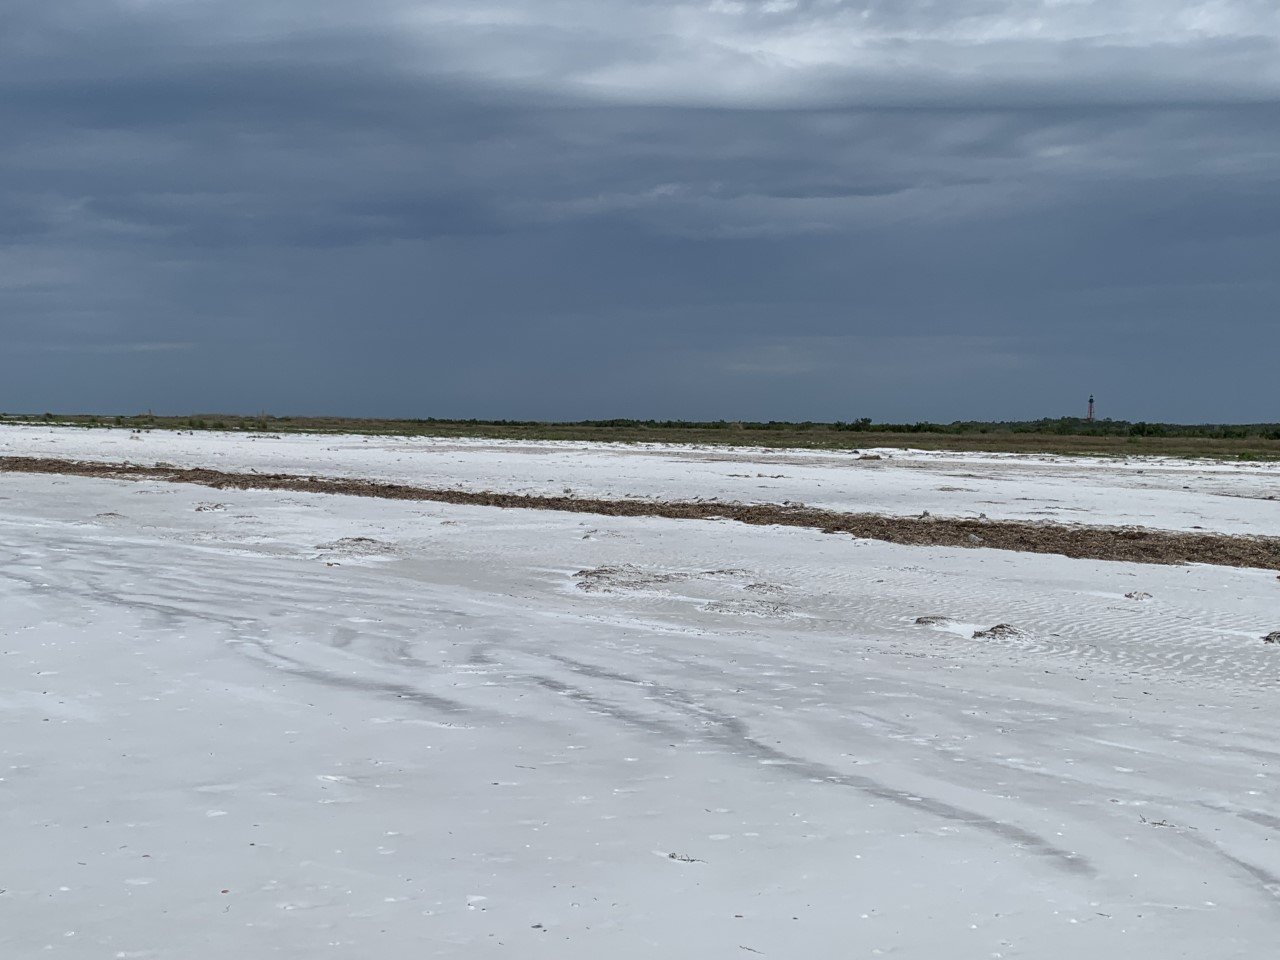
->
402, 416, 1280, 439
5, 413, 1278, 441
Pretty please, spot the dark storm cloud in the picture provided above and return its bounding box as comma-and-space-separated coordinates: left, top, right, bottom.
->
2, 1, 1278, 420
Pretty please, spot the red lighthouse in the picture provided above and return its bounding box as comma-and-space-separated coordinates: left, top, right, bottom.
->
1087, 394, 1095, 422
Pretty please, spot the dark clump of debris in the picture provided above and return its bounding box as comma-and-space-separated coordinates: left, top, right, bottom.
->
1263, 632, 1280, 645
973, 623, 1023, 640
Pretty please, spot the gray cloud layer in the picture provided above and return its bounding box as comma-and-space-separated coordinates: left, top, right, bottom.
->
3, 1, 1278, 420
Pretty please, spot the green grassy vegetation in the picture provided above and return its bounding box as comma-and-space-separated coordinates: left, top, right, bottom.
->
3, 412, 1280, 460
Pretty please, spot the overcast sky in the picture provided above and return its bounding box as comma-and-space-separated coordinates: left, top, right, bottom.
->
3, 1, 1278, 421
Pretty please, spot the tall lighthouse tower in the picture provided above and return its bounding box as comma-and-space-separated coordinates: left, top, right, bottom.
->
1087, 394, 1095, 422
